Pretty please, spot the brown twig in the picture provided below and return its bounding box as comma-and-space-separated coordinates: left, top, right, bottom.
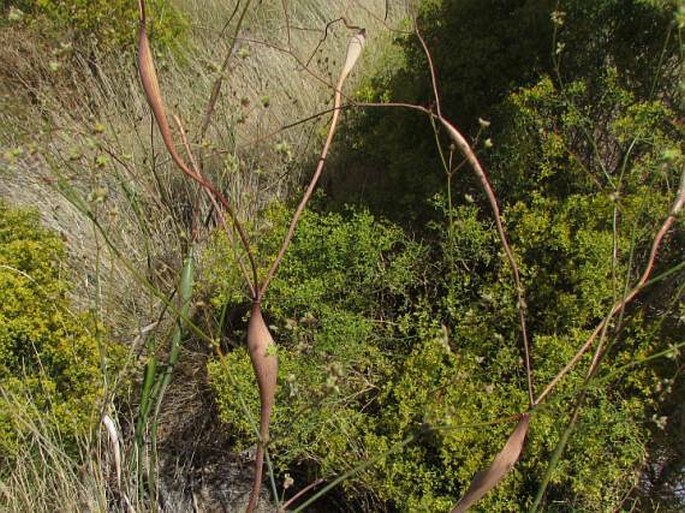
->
409, 17, 533, 405
240, 104, 344, 151
354, 99, 535, 405
137, 0, 259, 293
235, 35, 341, 92
247, 25, 366, 511
305, 17, 365, 68
279, 478, 326, 512
439, 118, 535, 406
174, 115, 256, 298
415, 26, 442, 118
219, 0, 242, 38
199, 0, 254, 142
258, 28, 366, 300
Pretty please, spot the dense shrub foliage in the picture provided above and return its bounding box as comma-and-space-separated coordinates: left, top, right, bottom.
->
3, 0, 186, 50
0, 203, 106, 464
206, 198, 676, 510
207, 0, 684, 510
0, 0, 682, 511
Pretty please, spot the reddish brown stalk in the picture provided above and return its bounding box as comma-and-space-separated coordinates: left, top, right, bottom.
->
369, 22, 535, 405
415, 28, 442, 118
257, 29, 366, 300
246, 301, 278, 513
279, 478, 325, 512
137, 0, 259, 293
536, 170, 685, 405
440, 118, 535, 407
355, 99, 535, 405
174, 115, 256, 298
247, 33, 365, 507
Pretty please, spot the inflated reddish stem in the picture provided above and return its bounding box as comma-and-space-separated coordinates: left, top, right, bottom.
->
247, 29, 365, 511
137, 0, 258, 294
246, 302, 278, 513
451, 414, 530, 513
411, 23, 533, 406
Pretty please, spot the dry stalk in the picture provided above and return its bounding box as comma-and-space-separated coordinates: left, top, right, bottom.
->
439, 118, 534, 406
408, 26, 534, 406
137, 0, 259, 293
246, 302, 278, 513
137, 3, 367, 511
247, 26, 366, 512
173, 115, 255, 294
199, 0, 254, 142
258, 28, 366, 300
351, 98, 537, 511
279, 478, 325, 512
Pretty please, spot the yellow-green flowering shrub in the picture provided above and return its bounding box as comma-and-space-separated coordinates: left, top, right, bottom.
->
5, 0, 186, 51
0, 202, 107, 463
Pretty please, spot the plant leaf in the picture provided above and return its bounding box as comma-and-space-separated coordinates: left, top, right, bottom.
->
339, 29, 366, 85
451, 413, 530, 513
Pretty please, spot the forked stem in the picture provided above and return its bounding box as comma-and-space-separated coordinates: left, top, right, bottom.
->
137, 0, 259, 294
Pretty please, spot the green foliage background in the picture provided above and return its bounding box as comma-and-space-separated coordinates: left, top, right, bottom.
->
0, 0, 682, 511
207, 0, 684, 511
3, 0, 186, 50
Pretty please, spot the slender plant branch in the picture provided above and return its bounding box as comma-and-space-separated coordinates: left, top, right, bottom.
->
530, 400, 583, 511
279, 478, 325, 512
439, 117, 535, 407
199, 0, 253, 141
258, 29, 366, 300
174, 115, 256, 297
137, 0, 259, 294
304, 17, 365, 68
410, 22, 533, 404
219, 0, 242, 38
415, 26, 442, 118
241, 104, 347, 150
355, 98, 536, 405
291, 432, 417, 512
349, 0, 413, 35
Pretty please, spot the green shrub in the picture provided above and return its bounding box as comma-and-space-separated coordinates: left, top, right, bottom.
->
205, 196, 665, 510
206, 1, 683, 509
4, 0, 186, 51
0, 202, 108, 464
207, 206, 425, 495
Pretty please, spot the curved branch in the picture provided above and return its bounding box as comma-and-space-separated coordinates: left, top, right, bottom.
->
137, 0, 259, 294
439, 117, 535, 407
258, 29, 366, 300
